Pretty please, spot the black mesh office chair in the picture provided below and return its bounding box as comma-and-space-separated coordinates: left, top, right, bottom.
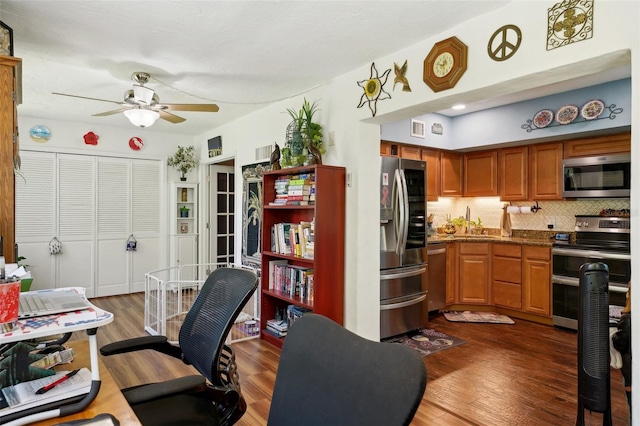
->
267, 314, 428, 426
100, 266, 258, 426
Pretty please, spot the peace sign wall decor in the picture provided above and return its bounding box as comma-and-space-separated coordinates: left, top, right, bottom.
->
488, 25, 522, 62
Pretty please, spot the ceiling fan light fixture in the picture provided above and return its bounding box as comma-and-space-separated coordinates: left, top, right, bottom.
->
133, 84, 155, 105
124, 108, 160, 127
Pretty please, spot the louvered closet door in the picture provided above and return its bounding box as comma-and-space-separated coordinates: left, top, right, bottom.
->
97, 157, 131, 296
15, 151, 57, 290
130, 159, 161, 293
57, 154, 95, 293
15, 152, 95, 293
96, 157, 162, 296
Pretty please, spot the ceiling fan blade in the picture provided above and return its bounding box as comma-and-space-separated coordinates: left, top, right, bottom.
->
52, 92, 124, 105
162, 103, 219, 112
92, 108, 132, 117
159, 110, 186, 123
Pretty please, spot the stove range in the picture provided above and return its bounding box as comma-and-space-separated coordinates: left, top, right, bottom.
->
551, 215, 630, 330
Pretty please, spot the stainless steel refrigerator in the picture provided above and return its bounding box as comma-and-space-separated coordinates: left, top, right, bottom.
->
380, 157, 428, 339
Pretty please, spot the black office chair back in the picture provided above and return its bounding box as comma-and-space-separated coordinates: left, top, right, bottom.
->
179, 266, 258, 387
267, 314, 427, 426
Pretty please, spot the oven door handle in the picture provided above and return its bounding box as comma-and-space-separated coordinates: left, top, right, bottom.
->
552, 248, 631, 261
552, 276, 579, 287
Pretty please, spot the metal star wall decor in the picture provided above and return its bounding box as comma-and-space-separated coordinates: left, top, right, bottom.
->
547, 0, 593, 51
393, 60, 411, 92
357, 62, 391, 117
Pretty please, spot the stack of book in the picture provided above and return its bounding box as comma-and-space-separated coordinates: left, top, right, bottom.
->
287, 305, 312, 327
268, 173, 315, 206
268, 260, 314, 301
265, 318, 289, 338
271, 220, 315, 260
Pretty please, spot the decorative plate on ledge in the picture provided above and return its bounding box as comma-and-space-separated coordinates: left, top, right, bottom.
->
580, 99, 605, 120
555, 105, 579, 125
533, 109, 554, 128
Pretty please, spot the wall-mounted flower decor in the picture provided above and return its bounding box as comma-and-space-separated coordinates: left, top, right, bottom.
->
83, 131, 99, 145
357, 62, 391, 117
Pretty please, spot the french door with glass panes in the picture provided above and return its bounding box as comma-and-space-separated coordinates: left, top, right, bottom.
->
208, 164, 235, 271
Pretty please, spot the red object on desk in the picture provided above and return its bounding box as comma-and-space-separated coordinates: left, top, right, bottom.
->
35, 369, 80, 395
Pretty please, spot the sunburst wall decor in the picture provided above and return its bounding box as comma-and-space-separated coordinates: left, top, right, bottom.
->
357, 62, 391, 117
547, 0, 593, 51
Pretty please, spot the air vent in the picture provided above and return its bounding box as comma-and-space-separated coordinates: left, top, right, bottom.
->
410, 119, 425, 138
255, 144, 273, 161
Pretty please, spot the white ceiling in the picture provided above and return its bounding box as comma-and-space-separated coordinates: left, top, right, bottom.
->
1, 0, 515, 136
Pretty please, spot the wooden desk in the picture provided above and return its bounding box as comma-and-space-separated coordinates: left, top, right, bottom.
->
31, 340, 140, 425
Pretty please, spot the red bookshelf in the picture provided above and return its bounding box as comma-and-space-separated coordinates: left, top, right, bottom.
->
260, 164, 345, 348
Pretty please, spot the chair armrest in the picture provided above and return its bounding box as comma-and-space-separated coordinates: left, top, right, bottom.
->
100, 335, 182, 359
124, 375, 207, 405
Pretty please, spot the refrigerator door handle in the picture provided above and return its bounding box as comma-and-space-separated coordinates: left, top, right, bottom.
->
398, 168, 409, 255
380, 293, 427, 311
380, 266, 427, 280
393, 169, 406, 255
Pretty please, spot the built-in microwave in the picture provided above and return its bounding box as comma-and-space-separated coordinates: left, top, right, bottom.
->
562, 154, 631, 198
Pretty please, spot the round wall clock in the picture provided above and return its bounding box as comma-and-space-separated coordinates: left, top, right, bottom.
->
423, 36, 468, 92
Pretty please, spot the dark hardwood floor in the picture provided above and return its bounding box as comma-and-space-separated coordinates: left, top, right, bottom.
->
79, 293, 630, 425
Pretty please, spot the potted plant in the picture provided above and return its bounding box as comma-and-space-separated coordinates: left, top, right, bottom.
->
180, 206, 190, 218
167, 146, 198, 181
283, 99, 326, 167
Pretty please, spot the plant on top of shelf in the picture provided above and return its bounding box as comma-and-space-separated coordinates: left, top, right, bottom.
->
281, 99, 326, 167
168, 145, 198, 181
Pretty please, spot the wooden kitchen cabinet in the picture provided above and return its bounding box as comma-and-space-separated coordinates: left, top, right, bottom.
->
458, 242, 490, 304
422, 149, 441, 201
522, 246, 551, 316
563, 131, 630, 158
529, 142, 563, 200
499, 146, 528, 201
380, 141, 398, 157
491, 243, 522, 309
464, 150, 498, 196
399, 145, 421, 160
440, 151, 463, 197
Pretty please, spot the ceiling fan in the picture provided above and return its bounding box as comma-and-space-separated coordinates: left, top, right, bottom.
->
52, 72, 219, 127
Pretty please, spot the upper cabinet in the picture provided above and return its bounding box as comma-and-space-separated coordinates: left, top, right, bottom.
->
463, 150, 498, 197
422, 149, 441, 201
440, 151, 463, 197
563, 131, 631, 158
499, 146, 528, 201
380, 141, 398, 157
529, 142, 563, 200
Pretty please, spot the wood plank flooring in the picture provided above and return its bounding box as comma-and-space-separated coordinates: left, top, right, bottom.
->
78, 293, 630, 425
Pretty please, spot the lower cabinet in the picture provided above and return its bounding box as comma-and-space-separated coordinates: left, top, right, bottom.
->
458, 243, 490, 304
491, 244, 522, 309
522, 246, 552, 316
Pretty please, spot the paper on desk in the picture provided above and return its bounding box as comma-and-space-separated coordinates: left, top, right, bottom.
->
1, 367, 91, 410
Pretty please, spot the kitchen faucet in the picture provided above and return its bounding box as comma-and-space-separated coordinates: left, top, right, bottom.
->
466, 206, 471, 234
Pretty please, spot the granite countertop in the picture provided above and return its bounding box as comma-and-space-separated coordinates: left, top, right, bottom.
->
427, 229, 559, 247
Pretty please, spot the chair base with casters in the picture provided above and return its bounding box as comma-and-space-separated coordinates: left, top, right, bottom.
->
267, 314, 427, 426
100, 266, 258, 426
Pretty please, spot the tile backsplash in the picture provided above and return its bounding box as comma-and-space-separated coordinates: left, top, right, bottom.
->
427, 197, 631, 232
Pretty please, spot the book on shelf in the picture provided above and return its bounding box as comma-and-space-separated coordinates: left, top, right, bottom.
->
263, 327, 287, 338
268, 259, 288, 290
287, 305, 312, 327
270, 263, 314, 299
266, 318, 289, 332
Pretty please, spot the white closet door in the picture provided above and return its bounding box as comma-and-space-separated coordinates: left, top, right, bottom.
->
57, 154, 95, 293
97, 157, 131, 296
130, 159, 162, 293
15, 151, 56, 290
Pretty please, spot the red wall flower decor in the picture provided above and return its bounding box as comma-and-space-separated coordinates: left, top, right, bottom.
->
83, 132, 99, 145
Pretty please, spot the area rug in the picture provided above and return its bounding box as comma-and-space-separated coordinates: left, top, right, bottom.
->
383, 328, 466, 357
443, 310, 515, 324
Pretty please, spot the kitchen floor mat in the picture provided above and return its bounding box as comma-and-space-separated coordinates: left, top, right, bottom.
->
382, 328, 466, 357
443, 310, 515, 324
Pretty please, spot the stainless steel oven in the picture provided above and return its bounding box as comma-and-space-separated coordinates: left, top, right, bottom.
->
552, 215, 630, 330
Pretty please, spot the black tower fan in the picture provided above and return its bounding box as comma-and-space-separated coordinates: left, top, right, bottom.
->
576, 262, 611, 426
